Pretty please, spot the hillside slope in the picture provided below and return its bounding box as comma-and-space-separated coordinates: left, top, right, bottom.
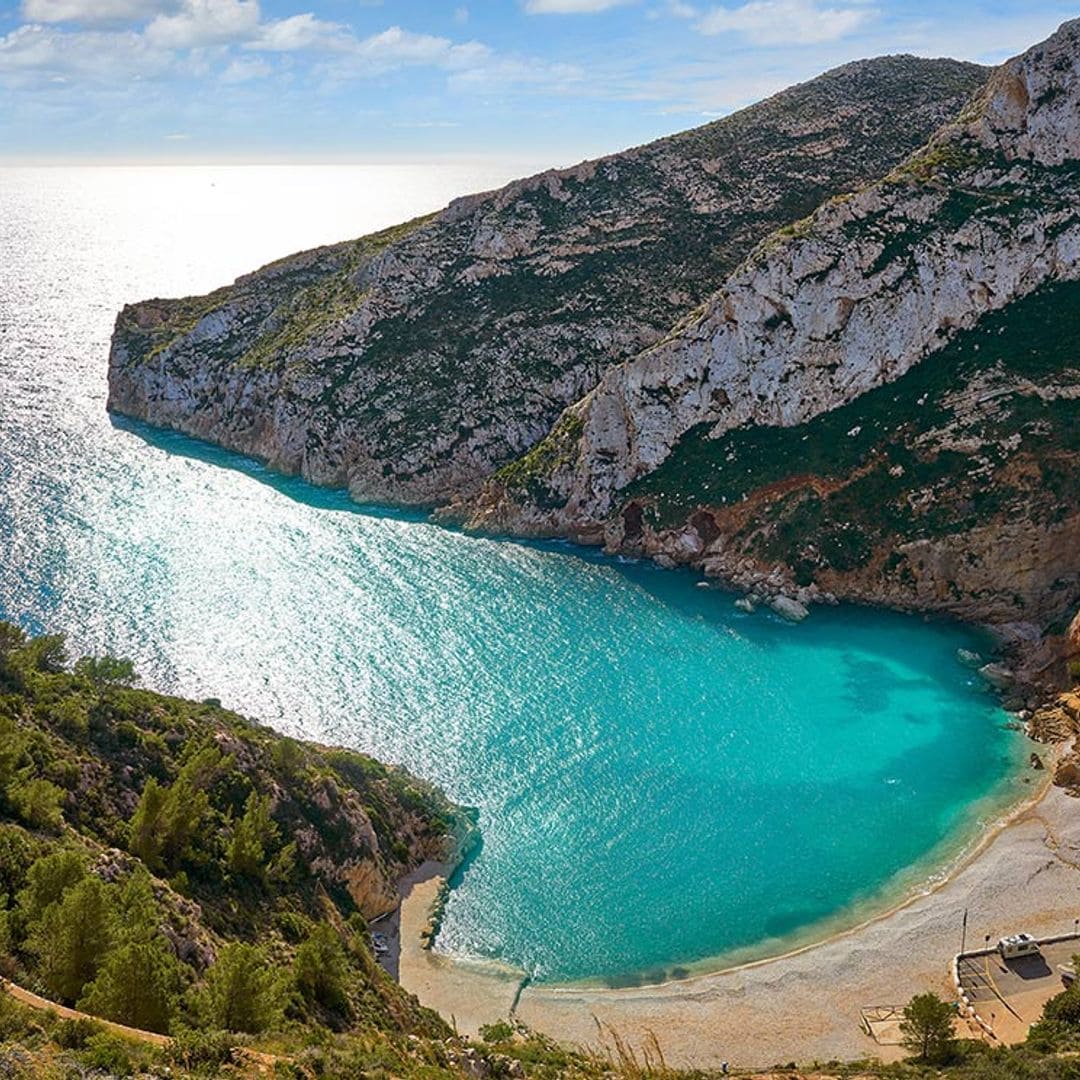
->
107, 57, 986, 506
0, 622, 468, 1043
466, 19, 1080, 651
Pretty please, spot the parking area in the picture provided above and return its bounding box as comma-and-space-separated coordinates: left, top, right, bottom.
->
958, 939, 1079, 1043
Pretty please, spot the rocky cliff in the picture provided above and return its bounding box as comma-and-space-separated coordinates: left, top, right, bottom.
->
467, 19, 1080, 650
107, 57, 985, 505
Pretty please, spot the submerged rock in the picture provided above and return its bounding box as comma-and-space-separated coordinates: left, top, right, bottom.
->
979, 663, 1016, 690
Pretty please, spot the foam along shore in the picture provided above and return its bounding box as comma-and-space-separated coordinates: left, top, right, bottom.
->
398, 779, 1080, 1069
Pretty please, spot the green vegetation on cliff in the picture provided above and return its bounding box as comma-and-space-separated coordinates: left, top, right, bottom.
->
108, 57, 988, 505
5, 623, 1080, 1077
624, 280, 1080, 588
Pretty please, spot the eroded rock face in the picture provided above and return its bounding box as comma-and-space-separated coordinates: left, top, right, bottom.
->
472, 19, 1080, 635
107, 57, 986, 506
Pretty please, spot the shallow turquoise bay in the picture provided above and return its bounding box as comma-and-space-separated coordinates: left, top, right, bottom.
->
0, 166, 1026, 985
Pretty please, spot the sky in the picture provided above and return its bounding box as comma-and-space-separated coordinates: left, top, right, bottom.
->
0, 0, 1075, 164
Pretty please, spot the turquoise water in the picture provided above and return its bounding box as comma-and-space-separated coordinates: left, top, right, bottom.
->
0, 166, 1026, 985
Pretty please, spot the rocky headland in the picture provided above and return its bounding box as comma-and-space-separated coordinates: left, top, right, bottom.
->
107, 56, 985, 506
107, 23, 1080, 698
462, 19, 1080, 699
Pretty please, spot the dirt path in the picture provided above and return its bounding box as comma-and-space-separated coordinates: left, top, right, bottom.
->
2, 977, 171, 1046
1, 977, 280, 1075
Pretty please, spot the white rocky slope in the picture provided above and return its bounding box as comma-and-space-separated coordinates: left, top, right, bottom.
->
472, 18, 1080, 535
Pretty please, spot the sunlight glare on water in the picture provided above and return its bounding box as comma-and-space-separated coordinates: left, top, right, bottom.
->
0, 165, 1025, 984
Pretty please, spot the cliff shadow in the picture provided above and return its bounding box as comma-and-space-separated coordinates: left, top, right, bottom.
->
111, 414, 432, 524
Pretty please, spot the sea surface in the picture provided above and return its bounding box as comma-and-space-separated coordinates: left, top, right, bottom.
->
0, 165, 1028, 985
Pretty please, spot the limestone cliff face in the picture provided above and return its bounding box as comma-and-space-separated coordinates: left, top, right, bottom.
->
470, 19, 1080, 636
108, 57, 984, 505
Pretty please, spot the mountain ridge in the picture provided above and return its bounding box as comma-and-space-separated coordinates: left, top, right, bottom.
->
460, 17, 1080, 681
107, 55, 987, 505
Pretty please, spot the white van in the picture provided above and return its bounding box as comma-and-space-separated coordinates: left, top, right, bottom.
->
998, 933, 1040, 959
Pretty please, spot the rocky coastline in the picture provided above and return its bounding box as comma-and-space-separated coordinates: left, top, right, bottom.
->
107, 23, 1080, 714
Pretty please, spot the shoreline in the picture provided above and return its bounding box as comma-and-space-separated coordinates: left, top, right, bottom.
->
546, 727, 1042, 994
554, 743, 1053, 994
399, 768, 1080, 1067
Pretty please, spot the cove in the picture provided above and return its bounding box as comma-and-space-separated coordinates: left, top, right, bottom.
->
0, 165, 1027, 988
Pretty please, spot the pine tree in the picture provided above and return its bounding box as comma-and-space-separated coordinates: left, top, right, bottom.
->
228, 791, 278, 881
30, 875, 114, 1003
78, 870, 180, 1034
79, 938, 181, 1034
294, 923, 350, 1017
16, 849, 86, 925
128, 778, 168, 869
196, 942, 284, 1033
900, 992, 956, 1063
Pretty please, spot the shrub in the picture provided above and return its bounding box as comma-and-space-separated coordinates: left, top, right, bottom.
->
81, 1032, 135, 1076
52, 1016, 104, 1050
0, 992, 33, 1041
480, 1021, 515, 1043
9, 779, 65, 832
167, 1026, 241, 1070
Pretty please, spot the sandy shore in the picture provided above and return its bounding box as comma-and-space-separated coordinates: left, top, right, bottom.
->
398, 779, 1080, 1068
396, 860, 526, 1038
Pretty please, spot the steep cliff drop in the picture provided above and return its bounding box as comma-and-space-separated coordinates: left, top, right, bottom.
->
467, 19, 1080, 667
107, 57, 985, 506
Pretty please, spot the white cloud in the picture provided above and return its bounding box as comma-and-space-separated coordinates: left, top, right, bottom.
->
698, 0, 872, 44
454, 6, 469, 23
349, 26, 490, 71
0, 22, 171, 86
221, 54, 271, 79
145, 0, 260, 48
448, 54, 582, 91
21, 0, 172, 22
525, 0, 633, 13
249, 12, 345, 51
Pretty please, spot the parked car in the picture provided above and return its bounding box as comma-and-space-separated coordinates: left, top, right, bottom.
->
998, 933, 1040, 959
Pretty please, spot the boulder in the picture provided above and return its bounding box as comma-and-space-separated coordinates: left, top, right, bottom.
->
979, 662, 1015, 690
769, 595, 809, 622
1054, 754, 1080, 790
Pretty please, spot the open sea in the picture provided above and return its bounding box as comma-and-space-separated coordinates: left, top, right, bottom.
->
0, 164, 1028, 984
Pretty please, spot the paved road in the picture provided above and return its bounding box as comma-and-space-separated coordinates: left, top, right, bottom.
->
958, 941, 1079, 1041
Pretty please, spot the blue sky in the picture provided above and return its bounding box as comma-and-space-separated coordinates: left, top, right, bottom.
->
0, 0, 1074, 164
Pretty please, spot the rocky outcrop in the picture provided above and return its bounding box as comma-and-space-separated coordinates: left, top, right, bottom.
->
108, 57, 985, 505
469, 19, 1080, 640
